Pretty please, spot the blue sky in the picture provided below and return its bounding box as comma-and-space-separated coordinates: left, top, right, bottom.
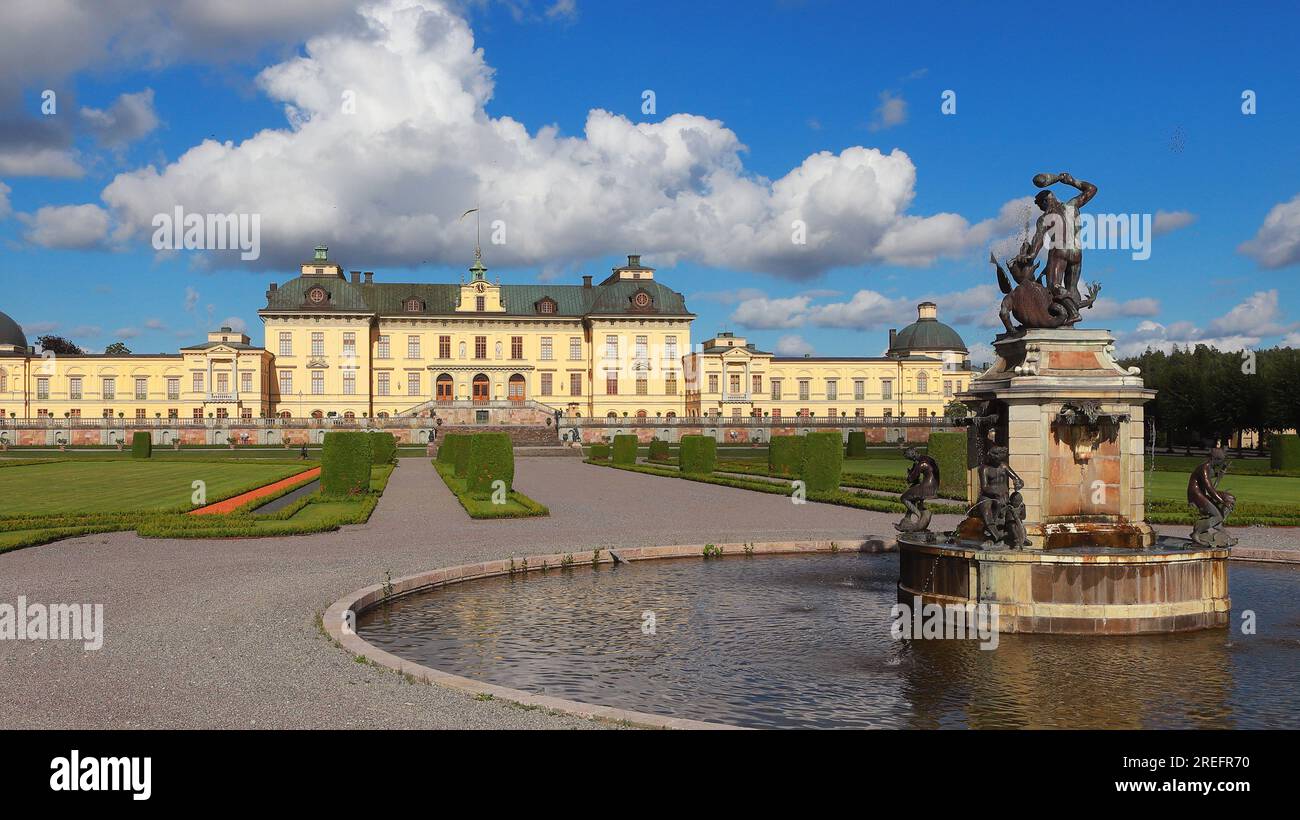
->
1, 0, 1298, 364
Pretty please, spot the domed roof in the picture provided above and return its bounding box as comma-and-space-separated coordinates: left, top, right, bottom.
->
887, 302, 967, 354
0, 311, 27, 350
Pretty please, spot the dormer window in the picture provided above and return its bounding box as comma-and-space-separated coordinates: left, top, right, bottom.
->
405, 298, 422, 313
536, 296, 557, 314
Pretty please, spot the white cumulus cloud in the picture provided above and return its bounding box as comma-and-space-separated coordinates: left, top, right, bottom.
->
20, 203, 110, 248
1239, 194, 1300, 269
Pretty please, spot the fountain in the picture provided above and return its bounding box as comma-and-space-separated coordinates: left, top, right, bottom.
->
895, 172, 1231, 634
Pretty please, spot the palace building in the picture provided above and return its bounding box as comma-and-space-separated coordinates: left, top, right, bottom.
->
0, 246, 971, 425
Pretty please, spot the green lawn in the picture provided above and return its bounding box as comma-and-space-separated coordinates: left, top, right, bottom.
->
1145, 470, 1300, 506
0, 460, 310, 516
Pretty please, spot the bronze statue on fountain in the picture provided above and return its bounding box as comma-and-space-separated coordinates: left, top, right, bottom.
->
969, 445, 1030, 549
991, 172, 1102, 334
1188, 448, 1238, 548
894, 446, 939, 536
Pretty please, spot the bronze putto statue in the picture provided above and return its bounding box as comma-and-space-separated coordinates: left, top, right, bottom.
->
971, 445, 1029, 548
1188, 448, 1237, 547
895, 446, 939, 534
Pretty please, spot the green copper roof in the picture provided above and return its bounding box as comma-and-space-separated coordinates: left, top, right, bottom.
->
887, 317, 968, 354
260, 275, 692, 318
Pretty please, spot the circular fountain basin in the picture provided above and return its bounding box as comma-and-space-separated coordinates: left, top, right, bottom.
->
897, 533, 1230, 634
334, 547, 1299, 729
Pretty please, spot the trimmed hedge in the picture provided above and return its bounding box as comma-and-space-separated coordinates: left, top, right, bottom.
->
927, 431, 967, 499
436, 433, 464, 466
801, 432, 843, 493
1271, 434, 1300, 472
612, 434, 639, 465
466, 433, 515, 495
679, 435, 717, 474
321, 432, 373, 496
131, 432, 152, 459
589, 442, 611, 461
768, 434, 805, 476
368, 431, 397, 464
845, 431, 867, 457
648, 440, 671, 462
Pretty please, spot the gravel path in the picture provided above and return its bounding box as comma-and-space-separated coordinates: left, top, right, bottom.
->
0, 458, 900, 729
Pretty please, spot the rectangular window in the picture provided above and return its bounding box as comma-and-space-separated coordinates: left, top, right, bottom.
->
377, 335, 390, 359
342, 332, 356, 357
168, 408, 178, 419
343, 371, 356, 395
135, 377, 148, 400
511, 336, 523, 359
944, 380, 953, 397
605, 335, 618, 359
407, 335, 420, 358
241, 372, 252, 394
771, 380, 781, 400
540, 337, 553, 360
475, 295, 485, 312
407, 372, 420, 396
665, 372, 678, 395
828, 408, 837, 419
135, 408, 147, 420
708, 374, 719, 393
855, 407, 865, 418
798, 380, 810, 401
439, 335, 451, 359
69, 376, 82, 400
729, 374, 741, 395
854, 380, 865, 401
103, 378, 116, 400
474, 336, 487, 359
919, 408, 928, 419
216, 373, 228, 394
279, 371, 293, 395
279, 332, 292, 356
635, 335, 648, 359
752, 374, 762, 395
166, 378, 179, 400
570, 372, 583, 396
771, 408, 781, 421
881, 379, 893, 400
311, 332, 324, 357
569, 337, 582, 360
826, 380, 838, 400
193, 408, 203, 421
241, 407, 252, 420
665, 336, 677, 361
883, 408, 893, 418
311, 371, 324, 395
606, 371, 618, 395
37, 377, 49, 400
636, 375, 648, 395
540, 373, 553, 396
377, 372, 390, 396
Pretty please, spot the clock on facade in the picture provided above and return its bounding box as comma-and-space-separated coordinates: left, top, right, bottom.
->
632, 291, 652, 308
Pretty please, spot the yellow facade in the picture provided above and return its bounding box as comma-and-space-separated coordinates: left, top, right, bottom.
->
685, 331, 972, 422
0, 248, 971, 423
0, 328, 272, 422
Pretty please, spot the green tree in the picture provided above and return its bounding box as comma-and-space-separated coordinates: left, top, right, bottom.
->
36, 335, 84, 355
104, 341, 132, 355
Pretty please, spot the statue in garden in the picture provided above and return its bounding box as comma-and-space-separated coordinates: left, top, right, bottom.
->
1188, 448, 1237, 547
971, 445, 1029, 548
895, 447, 940, 534
1026, 171, 1101, 327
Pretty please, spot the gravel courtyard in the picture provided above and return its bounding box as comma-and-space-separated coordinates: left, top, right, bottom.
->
0, 458, 906, 729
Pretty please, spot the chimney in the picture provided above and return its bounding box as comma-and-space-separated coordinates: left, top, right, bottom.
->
350, 271, 361, 283
269, 282, 278, 291
364, 271, 374, 283
582, 275, 593, 288
889, 328, 897, 348
627, 254, 640, 268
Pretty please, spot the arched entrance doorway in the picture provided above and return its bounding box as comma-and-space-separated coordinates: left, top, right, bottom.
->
472, 374, 490, 402
508, 373, 526, 402
436, 373, 454, 403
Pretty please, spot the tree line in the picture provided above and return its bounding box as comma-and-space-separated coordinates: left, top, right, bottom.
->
1120, 345, 1300, 451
